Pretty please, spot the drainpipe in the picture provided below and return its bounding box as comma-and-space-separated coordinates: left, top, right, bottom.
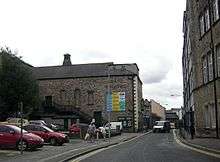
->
208, 0, 219, 139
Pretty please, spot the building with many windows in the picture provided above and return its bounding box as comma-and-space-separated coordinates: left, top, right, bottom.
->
182, 0, 220, 137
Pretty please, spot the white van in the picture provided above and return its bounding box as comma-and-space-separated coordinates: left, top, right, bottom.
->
100, 122, 122, 136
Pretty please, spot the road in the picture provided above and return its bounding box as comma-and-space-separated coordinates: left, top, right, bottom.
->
73, 132, 219, 162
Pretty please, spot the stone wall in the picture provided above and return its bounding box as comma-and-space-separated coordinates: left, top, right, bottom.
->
38, 75, 138, 132
185, 0, 220, 137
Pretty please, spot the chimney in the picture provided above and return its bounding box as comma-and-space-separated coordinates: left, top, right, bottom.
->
63, 54, 72, 66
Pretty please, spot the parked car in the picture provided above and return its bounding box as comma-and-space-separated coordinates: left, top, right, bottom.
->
153, 121, 170, 133
0, 118, 29, 127
29, 120, 59, 131
69, 124, 81, 135
0, 124, 44, 150
23, 124, 69, 146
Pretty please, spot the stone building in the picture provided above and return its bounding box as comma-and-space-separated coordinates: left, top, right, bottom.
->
33, 54, 143, 132
182, 0, 220, 137
142, 99, 166, 128
150, 99, 166, 121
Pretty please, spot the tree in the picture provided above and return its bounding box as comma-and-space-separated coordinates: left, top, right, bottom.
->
0, 47, 39, 121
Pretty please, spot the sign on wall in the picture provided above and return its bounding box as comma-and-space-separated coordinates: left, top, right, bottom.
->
106, 92, 125, 112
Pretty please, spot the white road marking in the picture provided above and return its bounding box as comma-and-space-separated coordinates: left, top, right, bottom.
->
38, 144, 97, 162
173, 130, 220, 159
70, 132, 151, 162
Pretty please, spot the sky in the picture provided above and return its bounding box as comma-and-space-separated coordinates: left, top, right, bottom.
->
0, 0, 186, 109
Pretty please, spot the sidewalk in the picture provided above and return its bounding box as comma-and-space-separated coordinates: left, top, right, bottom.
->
175, 129, 220, 155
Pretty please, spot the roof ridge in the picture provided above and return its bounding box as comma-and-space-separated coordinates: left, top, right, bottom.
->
35, 62, 114, 68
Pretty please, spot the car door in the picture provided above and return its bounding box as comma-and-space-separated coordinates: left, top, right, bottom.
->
0, 126, 17, 148
39, 126, 50, 141
32, 125, 45, 139
0, 125, 5, 146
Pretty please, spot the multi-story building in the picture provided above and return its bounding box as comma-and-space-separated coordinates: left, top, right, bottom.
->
149, 99, 166, 125
33, 54, 143, 132
169, 108, 182, 120
182, 0, 220, 137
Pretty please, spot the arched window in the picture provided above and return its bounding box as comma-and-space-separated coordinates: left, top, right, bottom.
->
74, 89, 81, 107
87, 90, 94, 105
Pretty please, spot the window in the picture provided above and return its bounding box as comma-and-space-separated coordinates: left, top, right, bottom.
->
204, 8, 210, 31
0, 126, 9, 133
202, 56, 208, 83
210, 104, 216, 128
213, 0, 219, 22
204, 105, 211, 128
208, 52, 213, 81
87, 91, 94, 105
200, 15, 205, 36
60, 90, 66, 102
45, 96, 53, 107
74, 89, 81, 107
217, 44, 220, 76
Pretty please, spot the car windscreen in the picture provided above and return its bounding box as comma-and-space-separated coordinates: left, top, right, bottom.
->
43, 125, 54, 132
155, 122, 164, 126
9, 125, 28, 134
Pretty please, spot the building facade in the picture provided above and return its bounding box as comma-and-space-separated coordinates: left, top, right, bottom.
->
182, 0, 220, 137
33, 54, 143, 132
150, 99, 166, 121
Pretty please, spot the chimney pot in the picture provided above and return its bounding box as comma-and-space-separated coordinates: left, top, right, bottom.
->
63, 54, 72, 66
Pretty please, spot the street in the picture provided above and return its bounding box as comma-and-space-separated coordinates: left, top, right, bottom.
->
73, 132, 219, 162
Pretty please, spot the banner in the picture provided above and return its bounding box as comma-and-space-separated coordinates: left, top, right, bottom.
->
106, 92, 125, 112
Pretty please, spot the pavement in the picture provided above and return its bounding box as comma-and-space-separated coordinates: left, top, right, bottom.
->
0, 132, 150, 162
174, 129, 220, 157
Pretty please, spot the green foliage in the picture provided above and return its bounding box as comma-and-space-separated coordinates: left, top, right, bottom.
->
0, 47, 39, 120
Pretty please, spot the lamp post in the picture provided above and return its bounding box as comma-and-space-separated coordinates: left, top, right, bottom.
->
107, 65, 111, 142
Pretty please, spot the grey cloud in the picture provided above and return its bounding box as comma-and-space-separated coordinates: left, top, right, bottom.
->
140, 56, 172, 84
142, 69, 169, 84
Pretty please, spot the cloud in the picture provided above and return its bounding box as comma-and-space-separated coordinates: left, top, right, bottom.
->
138, 53, 173, 84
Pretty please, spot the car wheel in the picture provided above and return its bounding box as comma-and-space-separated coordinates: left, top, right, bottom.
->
17, 140, 28, 151
50, 138, 57, 146
57, 142, 63, 146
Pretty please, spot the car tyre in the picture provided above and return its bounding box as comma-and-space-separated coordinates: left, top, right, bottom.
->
17, 140, 28, 151
50, 138, 57, 146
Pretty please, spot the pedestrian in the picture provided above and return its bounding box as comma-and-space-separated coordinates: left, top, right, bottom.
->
87, 122, 96, 142
190, 124, 195, 139
99, 127, 106, 141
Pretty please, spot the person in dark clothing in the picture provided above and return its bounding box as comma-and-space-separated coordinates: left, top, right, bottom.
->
190, 125, 195, 139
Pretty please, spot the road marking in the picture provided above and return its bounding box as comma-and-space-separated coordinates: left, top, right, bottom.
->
38, 144, 97, 162
70, 132, 151, 162
173, 130, 220, 159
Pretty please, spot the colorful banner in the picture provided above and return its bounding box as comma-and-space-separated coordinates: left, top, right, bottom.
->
106, 92, 125, 112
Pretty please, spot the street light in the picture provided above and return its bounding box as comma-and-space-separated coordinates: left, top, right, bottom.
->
107, 65, 111, 142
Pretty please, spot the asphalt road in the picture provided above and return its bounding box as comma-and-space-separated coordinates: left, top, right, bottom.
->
76, 132, 219, 162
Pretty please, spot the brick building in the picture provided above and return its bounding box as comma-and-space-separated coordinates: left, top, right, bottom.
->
33, 54, 143, 132
182, 0, 220, 137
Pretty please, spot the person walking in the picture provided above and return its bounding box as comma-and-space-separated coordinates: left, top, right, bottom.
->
86, 122, 96, 142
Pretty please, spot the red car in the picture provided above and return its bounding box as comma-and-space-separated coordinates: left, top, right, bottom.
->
0, 124, 44, 150
69, 124, 81, 135
23, 124, 69, 146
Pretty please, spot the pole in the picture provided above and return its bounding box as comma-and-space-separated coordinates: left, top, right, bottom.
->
107, 66, 111, 142
20, 102, 23, 154
208, 0, 219, 138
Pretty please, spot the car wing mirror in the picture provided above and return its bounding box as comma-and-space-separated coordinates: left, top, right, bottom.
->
9, 130, 15, 134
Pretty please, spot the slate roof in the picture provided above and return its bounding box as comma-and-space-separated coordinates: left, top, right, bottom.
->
33, 62, 139, 80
